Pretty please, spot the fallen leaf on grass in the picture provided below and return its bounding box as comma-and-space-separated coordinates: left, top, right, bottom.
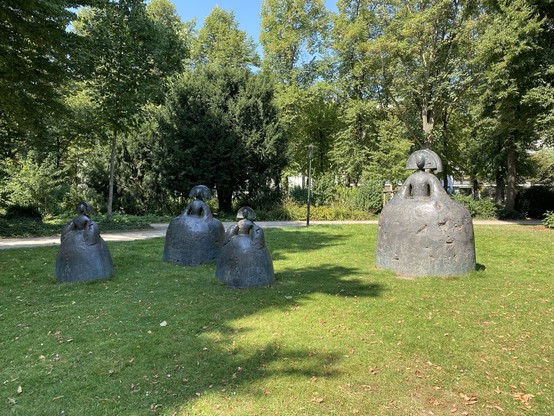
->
311, 397, 324, 403
513, 392, 534, 404
160, 321, 167, 327
486, 404, 504, 412
459, 393, 478, 405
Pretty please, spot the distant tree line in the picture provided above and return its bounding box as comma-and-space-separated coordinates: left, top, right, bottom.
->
0, 0, 552, 219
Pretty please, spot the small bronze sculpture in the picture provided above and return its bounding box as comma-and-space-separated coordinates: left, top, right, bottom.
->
55, 202, 113, 283
216, 207, 275, 288
163, 185, 224, 266
376, 149, 476, 277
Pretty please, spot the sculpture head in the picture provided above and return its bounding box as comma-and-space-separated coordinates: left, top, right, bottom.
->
236, 206, 256, 221
189, 185, 212, 201
75, 201, 93, 216
406, 149, 443, 174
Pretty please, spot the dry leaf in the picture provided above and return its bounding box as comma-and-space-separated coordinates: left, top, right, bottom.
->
160, 321, 167, 327
17, 386, 22, 395
311, 397, 324, 403
459, 393, 478, 405
513, 392, 534, 403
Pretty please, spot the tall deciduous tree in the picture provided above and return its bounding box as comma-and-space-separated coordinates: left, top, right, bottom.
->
260, 0, 329, 85
192, 6, 259, 68
0, 0, 95, 157
471, 0, 545, 210
74, 0, 186, 219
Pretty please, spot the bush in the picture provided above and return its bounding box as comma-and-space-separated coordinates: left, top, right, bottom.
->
288, 186, 309, 205
312, 173, 340, 206
3, 205, 42, 220
515, 186, 554, 219
543, 211, 554, 229
351, 180, 384, 213
451, 194, 499, 218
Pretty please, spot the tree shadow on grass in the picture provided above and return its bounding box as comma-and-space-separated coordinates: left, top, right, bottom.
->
276, 263, 383, 299
0, 232, 381, 415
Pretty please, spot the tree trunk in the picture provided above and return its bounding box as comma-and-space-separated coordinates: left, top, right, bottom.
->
422, 100, 434, 148
505, 141, 517, 211
472, 179, 480, 200
107, 129, 117, 221
442, 112, 449, 193
495, 173, 505, 203
217, 187, 233, 213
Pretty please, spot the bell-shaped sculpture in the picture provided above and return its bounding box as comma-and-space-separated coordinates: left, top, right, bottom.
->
163, 185, 224, 266
216, 207, 275, 288
55, 202, 113, 283
376, 150, 476, 277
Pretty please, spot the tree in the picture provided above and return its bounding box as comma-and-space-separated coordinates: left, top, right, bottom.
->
471, 0, 545, 210
156, 65, 287, 212
276, 83, 339, 176
0, 0, 95, 156
260, 0, 329, 85
74, 0, 187, 219
192, 6, 259, 68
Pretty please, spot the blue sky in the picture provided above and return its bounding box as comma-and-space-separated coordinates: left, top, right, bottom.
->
171, 0, 337, 45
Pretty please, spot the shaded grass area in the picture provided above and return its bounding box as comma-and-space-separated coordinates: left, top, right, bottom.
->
0, 225, 552, 415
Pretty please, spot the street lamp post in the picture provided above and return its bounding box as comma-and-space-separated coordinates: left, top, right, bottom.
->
306, 144, 314, 227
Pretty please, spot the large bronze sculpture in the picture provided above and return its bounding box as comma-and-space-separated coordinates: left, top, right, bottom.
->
216, 207, 275, 288
163, 185, 224, 266
55, 202, 113, 283
376, 149, 476, 277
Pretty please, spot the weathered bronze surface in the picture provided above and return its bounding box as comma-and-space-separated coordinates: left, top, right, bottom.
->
376, 150, 476, 277
216, 207, 275, 288
163, 185, 224, 266
55, 202, 113, 283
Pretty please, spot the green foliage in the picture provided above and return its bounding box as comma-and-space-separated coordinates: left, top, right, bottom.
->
0, 0, 94, 147
1, 154, 69, 216
192, 6, 259, 67
276, 83, 339, 176
351, 180, 384, 213
260, 0, 329, 84
543, 211, 554, 228
451, 194, 500, 219
156, 65, 287, 212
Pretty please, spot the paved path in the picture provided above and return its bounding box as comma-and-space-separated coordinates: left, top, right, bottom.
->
0, 219, 543, 250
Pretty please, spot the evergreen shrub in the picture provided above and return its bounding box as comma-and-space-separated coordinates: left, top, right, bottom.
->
543, 211, 554, 229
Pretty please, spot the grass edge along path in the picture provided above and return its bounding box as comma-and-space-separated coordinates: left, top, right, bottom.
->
0, 224, 552, 415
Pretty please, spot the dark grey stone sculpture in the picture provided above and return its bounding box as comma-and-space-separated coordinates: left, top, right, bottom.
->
216, 207, 275, 288
163, 185, 224, 266
376, 150, 476, 277
55, 202, 113, 283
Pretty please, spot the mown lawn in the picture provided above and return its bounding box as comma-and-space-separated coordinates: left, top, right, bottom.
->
0, 224, 552, 415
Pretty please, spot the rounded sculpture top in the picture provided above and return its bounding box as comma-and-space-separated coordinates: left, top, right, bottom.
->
236, 206, 256, 221
75, 201, 93, 215
406, 149, 443, 173
189, 185, 212, 201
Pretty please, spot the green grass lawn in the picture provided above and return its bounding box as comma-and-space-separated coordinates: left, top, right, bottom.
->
0, 225, 552, 415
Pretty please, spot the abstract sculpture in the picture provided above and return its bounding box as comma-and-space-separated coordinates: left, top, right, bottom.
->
216, 207, 275, 288
376, 149, 476, 277
163, 185, 224, 266
55, 202, 113, 283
